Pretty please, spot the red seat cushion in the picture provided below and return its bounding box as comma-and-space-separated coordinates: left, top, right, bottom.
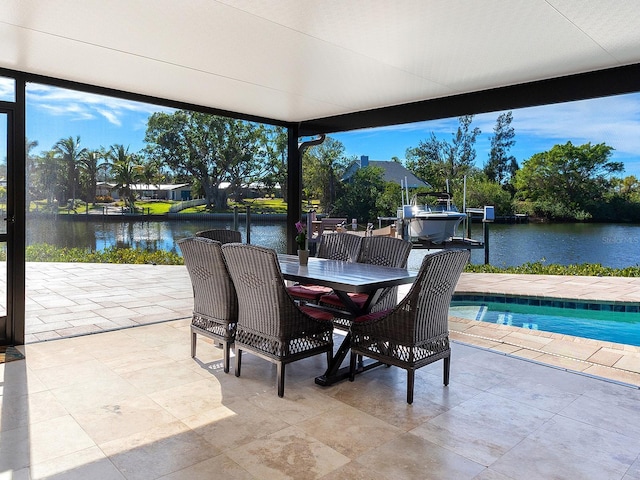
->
287, 284, 333, 301
353, 309, 392, 323
319, 292, 369, 308
299, 305, 334, 322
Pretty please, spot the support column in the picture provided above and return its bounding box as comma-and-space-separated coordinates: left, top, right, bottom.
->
286, 124, 301, 255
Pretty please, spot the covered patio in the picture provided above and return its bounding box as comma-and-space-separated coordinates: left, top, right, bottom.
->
3, 2, 640, 478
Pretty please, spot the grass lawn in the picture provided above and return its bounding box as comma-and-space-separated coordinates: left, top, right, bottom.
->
31, 198, 318, 215
181, 198, 289, 214
136, 201, 173, 214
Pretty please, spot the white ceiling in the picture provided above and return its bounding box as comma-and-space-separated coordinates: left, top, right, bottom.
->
2, 0, 640, 126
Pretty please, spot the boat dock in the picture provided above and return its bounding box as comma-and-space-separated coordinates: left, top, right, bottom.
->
408, 236, 484, 250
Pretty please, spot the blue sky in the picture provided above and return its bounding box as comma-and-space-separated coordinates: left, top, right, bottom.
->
332, 93, 640, 177
2, 80, 640, 177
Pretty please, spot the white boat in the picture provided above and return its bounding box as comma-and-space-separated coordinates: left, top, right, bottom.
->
401, 192, 466, 243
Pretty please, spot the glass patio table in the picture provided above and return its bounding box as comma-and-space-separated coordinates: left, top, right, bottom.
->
278, 254, 417, 385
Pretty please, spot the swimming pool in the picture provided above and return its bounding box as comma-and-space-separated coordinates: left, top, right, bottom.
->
449, 294, 640, 347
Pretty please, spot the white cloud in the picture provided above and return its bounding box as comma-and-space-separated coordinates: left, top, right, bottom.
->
475, 93, 640, 157
26, 83, 173, 125
0, 77, 15, 100
38, 102, 95, 121
96, 108, 121, 126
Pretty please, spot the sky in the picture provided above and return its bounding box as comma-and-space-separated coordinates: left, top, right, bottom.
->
2, 78, 640, 177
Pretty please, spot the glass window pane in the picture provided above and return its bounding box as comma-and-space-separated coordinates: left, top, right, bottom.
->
0, 77, 15, 102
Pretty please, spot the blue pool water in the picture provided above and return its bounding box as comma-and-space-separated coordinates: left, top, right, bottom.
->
449, 295, 640, 347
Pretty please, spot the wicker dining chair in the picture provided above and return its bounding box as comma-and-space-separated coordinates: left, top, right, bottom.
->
319, 236, 412, 330
221, 243, 334, 397
349, 249, 470, 404
316, 232, 363, 261
195, 228, 241, 244
179, 236, 238, 373
287, 232, 363, 304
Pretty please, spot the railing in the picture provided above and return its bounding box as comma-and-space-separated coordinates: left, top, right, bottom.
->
168, 198, 207, 213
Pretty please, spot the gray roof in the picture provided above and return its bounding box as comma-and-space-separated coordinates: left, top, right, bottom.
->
342, 160, 430, 189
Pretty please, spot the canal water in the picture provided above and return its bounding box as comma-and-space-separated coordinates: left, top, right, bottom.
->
25, 216, 640, 270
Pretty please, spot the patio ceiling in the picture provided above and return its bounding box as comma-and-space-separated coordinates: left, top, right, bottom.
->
2, 1, 640, 132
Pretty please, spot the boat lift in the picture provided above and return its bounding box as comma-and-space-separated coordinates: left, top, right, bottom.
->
381, 205, 494, 264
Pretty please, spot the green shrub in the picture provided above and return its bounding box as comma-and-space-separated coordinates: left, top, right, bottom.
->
464, 260, 640, 277
24, 244, 184, 265
20, 243, 640, 276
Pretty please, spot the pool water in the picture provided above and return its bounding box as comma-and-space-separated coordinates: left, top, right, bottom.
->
449, 297, 640, 347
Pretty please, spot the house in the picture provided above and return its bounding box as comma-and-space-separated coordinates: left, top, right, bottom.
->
341, 155, 430, 189
96, 183, 192, 201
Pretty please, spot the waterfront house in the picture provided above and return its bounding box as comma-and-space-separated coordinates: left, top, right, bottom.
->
96, 182, 192, 201
341, 155, 430, 189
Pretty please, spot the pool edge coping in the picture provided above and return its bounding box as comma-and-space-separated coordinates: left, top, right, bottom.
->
448, 315, 640, 388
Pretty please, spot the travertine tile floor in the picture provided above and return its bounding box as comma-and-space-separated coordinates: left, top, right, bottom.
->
23, 263, 640, 387
1, 263, 639, 478
2, 320, 640, 479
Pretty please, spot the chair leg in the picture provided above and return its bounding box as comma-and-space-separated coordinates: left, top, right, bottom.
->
191, 330, 197, 358
349, 352, 357, 381
407, 369, 415, 404
277, 362, 285, 397
443, 356, 451, 386
235, 348, 242, 377
223, 341, 230, 374
326, 349, 332, 367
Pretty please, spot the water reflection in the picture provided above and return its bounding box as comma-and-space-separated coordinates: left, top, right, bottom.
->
24, 216, 640, 269
27, 217, 288, 254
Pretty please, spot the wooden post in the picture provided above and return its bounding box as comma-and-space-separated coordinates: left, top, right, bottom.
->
483, 220, 490, 265
233, 206, 239, 231
245, 205, 251, 244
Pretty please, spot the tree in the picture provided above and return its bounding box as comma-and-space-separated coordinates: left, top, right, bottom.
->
334, 166, 387, 222
262, 127, 288, 201
54, 136, 86, 208
376, 182, 403, 218
464, 173, 513, 215
612, 175, 640, 202
484, 111, 518, 186
514, 141, 622, 219
78, 149, 106, 205
108, 144, 143, 211
302, 137, 351, 213
406, 115, 480, 194
223, 122, 269, 201
26, 138, 39, 207
31, 149, 63, 206
139, 158, 165, 190
145, 110, 267, 210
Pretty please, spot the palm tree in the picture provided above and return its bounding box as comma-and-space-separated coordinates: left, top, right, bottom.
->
140, 158, 164, 192
108, 144, 143, 211
54, 136, 86, 209
34, 150, 62, 207
26, 137, 39, 208
79, 149, 106, 206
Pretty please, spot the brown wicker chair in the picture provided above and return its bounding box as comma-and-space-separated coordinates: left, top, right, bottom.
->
179, 237, 238, 373
287, 232, 362, 304
221, 243, 334, 397
196, 228, 241, 244
349, 249, 470, 404
316, 232, 363, 261
319, 236, 412, 330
